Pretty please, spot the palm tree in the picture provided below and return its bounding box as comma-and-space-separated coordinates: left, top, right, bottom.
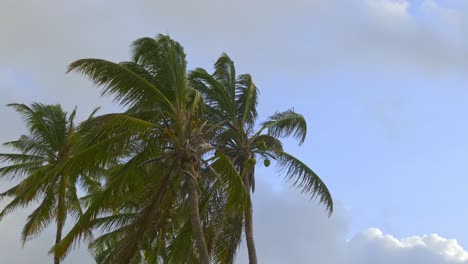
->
52, 35, 244, 264
0, 103, 98, 264
190, 54, 334, 264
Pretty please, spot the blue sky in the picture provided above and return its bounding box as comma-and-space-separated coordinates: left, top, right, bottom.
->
1, 0, 468, 263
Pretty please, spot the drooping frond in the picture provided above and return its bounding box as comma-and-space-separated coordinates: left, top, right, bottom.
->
209, 153, 247, 211
259, 109, 307, 144
275, 151, 333, 215
251, 134, 283, 154
21, 188, 56, 243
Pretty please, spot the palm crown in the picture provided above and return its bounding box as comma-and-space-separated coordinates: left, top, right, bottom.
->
190, 53, 333, 263
0, 103, 98, 264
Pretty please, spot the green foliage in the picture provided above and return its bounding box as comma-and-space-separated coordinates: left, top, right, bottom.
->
0, 103, 99, 264
189, 50, 333, 263
0, 34, 333, 264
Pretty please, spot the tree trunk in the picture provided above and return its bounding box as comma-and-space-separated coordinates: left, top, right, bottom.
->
244, 173, 258, 264
54, 220, 64, 264
54, 197, 66, 264
245, 196, 257, 264
186, 173, 210, 264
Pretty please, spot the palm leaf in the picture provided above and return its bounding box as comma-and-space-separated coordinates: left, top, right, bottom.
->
236, 74, 258, 129
275, 151, 333, 215
257, 109, 307, 144
68, 59, 173, 111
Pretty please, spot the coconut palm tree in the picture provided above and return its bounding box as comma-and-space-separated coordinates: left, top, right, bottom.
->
190, 54, 334, 264
0, 103, 98, 264
52, 35, 245, 264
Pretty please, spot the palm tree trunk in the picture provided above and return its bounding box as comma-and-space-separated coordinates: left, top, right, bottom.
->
186, 172, 210, 264
54, 195, 66, 264
54, 219, 64, 264
244, 173, 258, 264
245, 196, 257, 264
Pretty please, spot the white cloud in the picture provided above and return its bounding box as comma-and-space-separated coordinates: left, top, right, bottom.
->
233, 178, 468, 264
348, 228, 468, 264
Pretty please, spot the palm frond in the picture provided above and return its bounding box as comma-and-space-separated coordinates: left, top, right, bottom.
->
0, 161, 45, 180
213, 53, 236, 101
8, 103, 68, 151
209, 153, 247, 211
3, 135, 54, 158
67, 59, 173, 111
236, 74, 258, 129
189, 68, 236, 122
276, 151, 333, 215
0, 153, 46, 164
132, 35, 189, 110
21, 188, 56, 243
258, 109, 307, 144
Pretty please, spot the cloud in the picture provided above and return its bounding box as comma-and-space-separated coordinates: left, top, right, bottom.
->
233, 177, 468, 264
2, 0, 468, 85
348, 228, 468, 264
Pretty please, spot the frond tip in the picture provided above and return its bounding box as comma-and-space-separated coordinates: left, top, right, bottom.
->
260, 110, 307, 145
276, 152, 333, 215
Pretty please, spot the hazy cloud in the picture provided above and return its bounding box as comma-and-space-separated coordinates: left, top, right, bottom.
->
234, 178, 468, 264
347, 228, 468, 264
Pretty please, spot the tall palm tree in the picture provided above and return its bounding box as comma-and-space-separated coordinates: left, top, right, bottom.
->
190, 54, 334, 264
52, 35, 244, 264
0, 103, 97, 264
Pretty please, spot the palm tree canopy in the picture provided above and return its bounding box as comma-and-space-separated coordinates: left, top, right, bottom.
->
189, 53, 333, 264
54, 35, 246, 264
0, 103, 97, 249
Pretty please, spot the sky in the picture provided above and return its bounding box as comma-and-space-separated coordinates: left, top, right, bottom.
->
1, 0, 468, 263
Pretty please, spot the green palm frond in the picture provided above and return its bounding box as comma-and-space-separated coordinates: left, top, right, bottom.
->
251, 134, 283, 154
0, 103, 101, 263
8, 103, 68, 150
236, 74, 258, 129
87, 106, 101, 120
0, 153, 46, 164
213, 54, 236, 101
3, 135, 54, 158
258, 109, 307, 144
0, 161, 45, 180
189, 68, 236, 122
132, 35, 189, 110
68, 59, 173, 111
275, 151, 333, 215
209, 153, 247, 211
21, 188, 56, 243
82, 113, 163, 137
